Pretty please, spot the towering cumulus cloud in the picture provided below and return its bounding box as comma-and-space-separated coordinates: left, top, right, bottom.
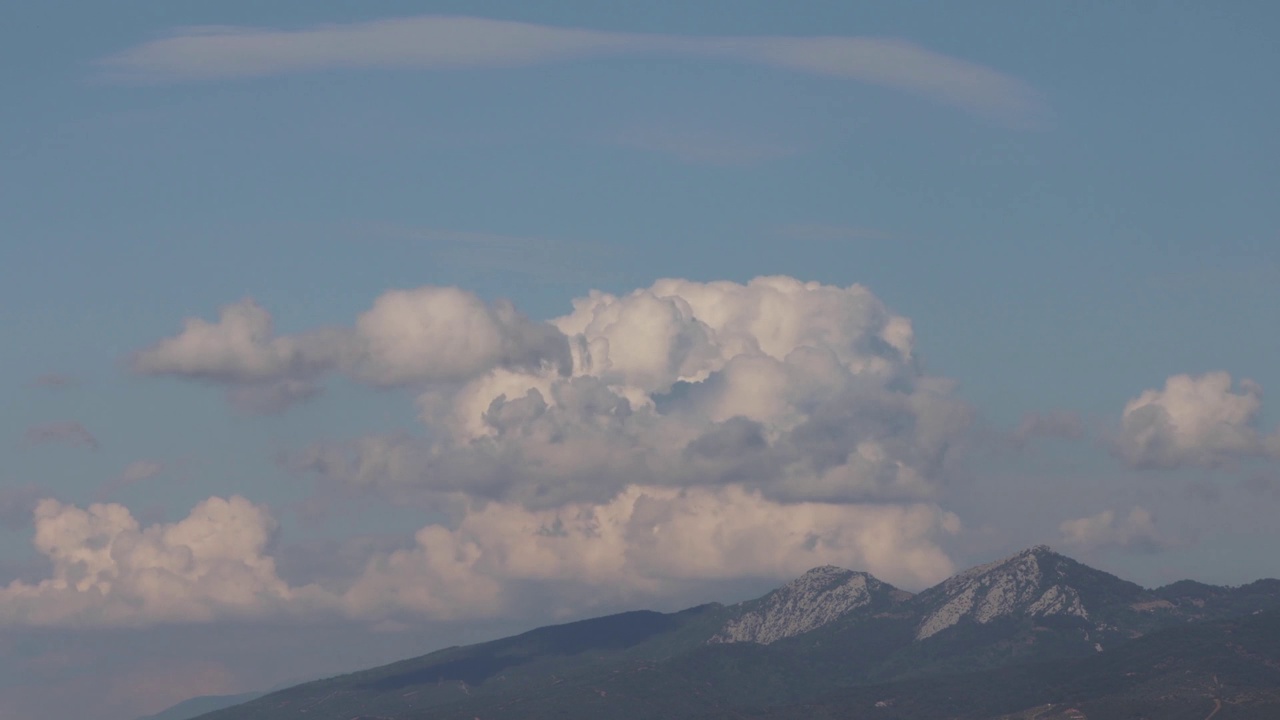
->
24, 277, 969, 626
402, 276, 972, 507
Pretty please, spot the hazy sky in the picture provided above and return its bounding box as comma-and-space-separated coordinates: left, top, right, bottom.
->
3, 2, 1279, 718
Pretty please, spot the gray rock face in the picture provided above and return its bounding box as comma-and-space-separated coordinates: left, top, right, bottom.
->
914, 545, 1088, 640
708, 546, 1118, 648
710, 566, 891, 645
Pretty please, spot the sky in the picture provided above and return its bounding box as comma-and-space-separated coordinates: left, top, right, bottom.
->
2, 2, 1279, 718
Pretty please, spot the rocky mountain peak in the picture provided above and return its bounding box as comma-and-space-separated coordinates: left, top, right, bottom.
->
798, 565, 854, 580
710, 566, 900, 645
915, 545, 1087, 640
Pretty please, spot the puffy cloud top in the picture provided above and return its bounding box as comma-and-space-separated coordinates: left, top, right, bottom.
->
348, 277, 972, 507
0, 496, 307, 626
349, 287, 570, 386
555, 277, 914, 394
132, 299, 315, 382
1116, 372, 1278, 469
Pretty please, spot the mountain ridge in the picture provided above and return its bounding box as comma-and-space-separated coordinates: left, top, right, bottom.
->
186, 545, 1280, 720
709, 565, 908, 645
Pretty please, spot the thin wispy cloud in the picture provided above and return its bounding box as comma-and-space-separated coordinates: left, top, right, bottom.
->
1012, 410, 1087, 448
359, 224, 627, 284
98, 16, 1045, 127
611, 125, 801, 166
96, 459, 168, 500
29, 373, 79, 389
23, 421, 99, 451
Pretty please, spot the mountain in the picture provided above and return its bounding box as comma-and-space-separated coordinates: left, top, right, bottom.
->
911, 545, 1143, 640
193, 546, 1280, 720
709, 565, 911, 644
134, 691, 264, 720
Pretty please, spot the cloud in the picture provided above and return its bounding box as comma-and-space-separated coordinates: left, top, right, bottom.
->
343, 485, 958, 621
285, 277, 970, 508
346, 286, 570, 386
1, 485, 955, 628
131, 298, 327, 384
1012, 410, 1086, 447
24, 421, 99, 450
226, 378, 322, 415
29, 373, 78, 389
1115, 372, 1279, 469
95, 459, 167, 501
363, 225, 625, 284
98, 16, 1044, 126
53, 276, 974, 629
117, 460, 165, 485
1059, 507, 1168, 553
131, 288, 568, 412
0, 496, 321, 627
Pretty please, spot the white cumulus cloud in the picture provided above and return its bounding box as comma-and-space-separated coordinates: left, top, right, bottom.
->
290, 277, 970, 507
1, 486, 956, 628
131, 288, 568, 412
1115, 372, 1279, 469
346, 286, 569, 386
94, 276, 976, 629
0, 496, 321, 627
342, 485, 958, 621
132, 298, 322, 383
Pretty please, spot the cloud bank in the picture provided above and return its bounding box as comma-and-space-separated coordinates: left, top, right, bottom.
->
98, 16, 1044, 126
13, 276, 971, 627
0, 488, 956, 627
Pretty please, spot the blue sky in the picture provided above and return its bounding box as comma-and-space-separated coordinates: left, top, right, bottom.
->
3, 3, 1279, 718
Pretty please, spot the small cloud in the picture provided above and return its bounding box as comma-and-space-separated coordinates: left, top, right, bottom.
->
96, 460, 168, 501
24, 421, 99, 451
118, 460, 165, 485
1113, 372, 1278, 470
1012, 410, 1086, 448
131, 287, 571, 413
1059, 507, 1170, 554
227, 379, 322, 416
130, 297, 326, 385
360, 225, 625, 284
29, 374, 78, 389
